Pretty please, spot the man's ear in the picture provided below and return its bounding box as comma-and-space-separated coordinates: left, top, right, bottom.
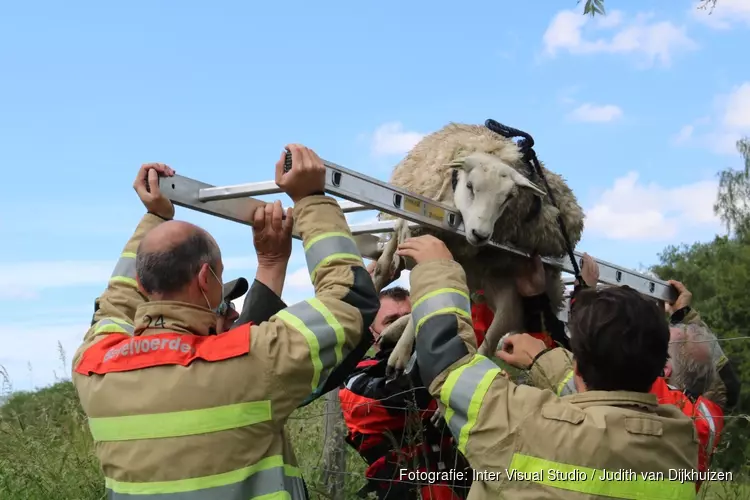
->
135, 275, 148, 297
663, 360, 672, 379
197, 263, 211, 293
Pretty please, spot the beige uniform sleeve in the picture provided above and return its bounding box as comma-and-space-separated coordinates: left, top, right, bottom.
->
528, 347, 577, 396
72, 213, 165, 367
250, 195, 380, 422
410, 259, 558, 472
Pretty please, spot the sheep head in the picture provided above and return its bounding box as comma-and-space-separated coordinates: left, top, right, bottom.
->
447, 152, 546, 246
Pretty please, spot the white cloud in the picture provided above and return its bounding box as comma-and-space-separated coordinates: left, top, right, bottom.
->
0, 321, 86, 392
568, 103, 623, 123
370, 122, 425, 157
671, 124, 695, 145
690, 0, 750, 29
584, 172, 721, 240
542, 9, 698, 67
675, 82, 750, 155
0, 256, 258, 300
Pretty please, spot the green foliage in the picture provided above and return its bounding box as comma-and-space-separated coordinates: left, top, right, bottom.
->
652, 137, 750, 475
0, 381, 367, 500
579, 0, 605, 17
578, 0, 719, 17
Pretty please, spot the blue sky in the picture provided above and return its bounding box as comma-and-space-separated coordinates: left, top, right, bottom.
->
1, 0, 748, 391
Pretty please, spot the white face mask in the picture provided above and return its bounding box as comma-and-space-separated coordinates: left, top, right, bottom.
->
201, 266, 227, 316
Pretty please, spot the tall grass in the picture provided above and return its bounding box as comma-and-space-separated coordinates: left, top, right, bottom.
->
0, 352, 747, 500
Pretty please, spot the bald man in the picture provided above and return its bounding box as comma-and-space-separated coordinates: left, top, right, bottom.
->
72, 145, 380, 500
88, 163, 294, 337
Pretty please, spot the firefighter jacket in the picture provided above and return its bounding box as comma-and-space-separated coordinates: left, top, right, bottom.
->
72, 195, 380, 500
411, 259, 699, 499
338, 341, 472, 500
531, 347, 720, 492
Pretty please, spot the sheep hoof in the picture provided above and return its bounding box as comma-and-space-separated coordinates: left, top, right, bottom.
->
385, 364, 402, 382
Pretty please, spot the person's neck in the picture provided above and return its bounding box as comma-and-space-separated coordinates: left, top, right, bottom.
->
149, 289, 206, 309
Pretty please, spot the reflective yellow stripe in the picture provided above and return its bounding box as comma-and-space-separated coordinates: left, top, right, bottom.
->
110, 251, 137, 287
556, 370, 576, 396
93, 318, 135, 336
439, 354, 500, 454
89, 401, 272, 442
411, 288, 471, 336
508, 453, 695, 499
303, 231, 362, 281
105, 455, 306, 498
276, 297, 347, 392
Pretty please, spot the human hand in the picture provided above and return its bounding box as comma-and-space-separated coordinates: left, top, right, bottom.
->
580, 253, 599, 287
494, 333, 547, 370
133, 163, 175, 220
395, 235, 453, 265
253, 200, 293, 270
515, 255, 546, 297
275, 144, 326, 203
665, 280, 692, 315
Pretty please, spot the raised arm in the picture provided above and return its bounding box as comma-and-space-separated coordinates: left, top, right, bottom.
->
404, 236, 554, 472
79, 164, 175, 357
250, 145, 380, 421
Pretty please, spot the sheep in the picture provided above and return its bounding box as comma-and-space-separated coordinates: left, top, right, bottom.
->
371, 122, 585, 376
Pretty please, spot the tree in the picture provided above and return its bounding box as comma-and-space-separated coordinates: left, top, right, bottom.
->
716, 138, 750, 238
578, 0, 719, 17
652, 138, 750, 473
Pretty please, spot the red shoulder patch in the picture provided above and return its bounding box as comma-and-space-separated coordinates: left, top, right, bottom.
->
75, 323, 251, 376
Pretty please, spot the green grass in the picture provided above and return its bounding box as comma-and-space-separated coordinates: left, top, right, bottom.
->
0, 379, 747, 500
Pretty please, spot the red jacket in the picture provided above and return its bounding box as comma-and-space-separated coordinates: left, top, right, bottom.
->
650, 378, 723, 490
338, 348, 472, 499
471, 301, 557, 349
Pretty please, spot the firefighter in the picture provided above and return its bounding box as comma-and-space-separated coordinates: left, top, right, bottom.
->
338, 284, 473, 500
72, 144, 380, 500
402, 234, 699, 498
511, 256, 741, 492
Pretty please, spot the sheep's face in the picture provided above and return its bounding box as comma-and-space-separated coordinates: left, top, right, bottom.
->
448, 152, 546, 246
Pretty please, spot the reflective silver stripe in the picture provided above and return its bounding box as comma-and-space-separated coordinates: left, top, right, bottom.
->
345, 372, 366, 390
439, 355, 501, 454
276, 298, 348, 392
110, 252, 137, 286
303, 232, 362, 281
696, 400, 717, 454
93, 318, 135, 336
411, 288, 471, 336
106, 458, 306, 499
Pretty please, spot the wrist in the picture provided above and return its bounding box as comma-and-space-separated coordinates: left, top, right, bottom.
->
147, 211, 172, 221
256, 261, 288, 274
528, 347, 551, 370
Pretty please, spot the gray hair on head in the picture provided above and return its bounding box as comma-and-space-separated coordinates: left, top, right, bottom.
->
668, 322, 720, 399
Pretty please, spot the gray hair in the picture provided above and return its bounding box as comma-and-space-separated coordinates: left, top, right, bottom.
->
668, 322, 720, 398
136, 231, 221, 295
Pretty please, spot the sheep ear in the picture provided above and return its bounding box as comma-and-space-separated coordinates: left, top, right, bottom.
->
445, 158, 466, 170
445, 157, 473, 172
512, 171, 546, 197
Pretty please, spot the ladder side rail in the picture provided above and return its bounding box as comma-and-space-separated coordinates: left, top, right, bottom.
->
163, 173, 676, 303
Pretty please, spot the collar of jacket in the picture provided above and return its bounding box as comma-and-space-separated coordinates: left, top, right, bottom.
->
133, 301, 218, 337
567, 390, 659, 410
